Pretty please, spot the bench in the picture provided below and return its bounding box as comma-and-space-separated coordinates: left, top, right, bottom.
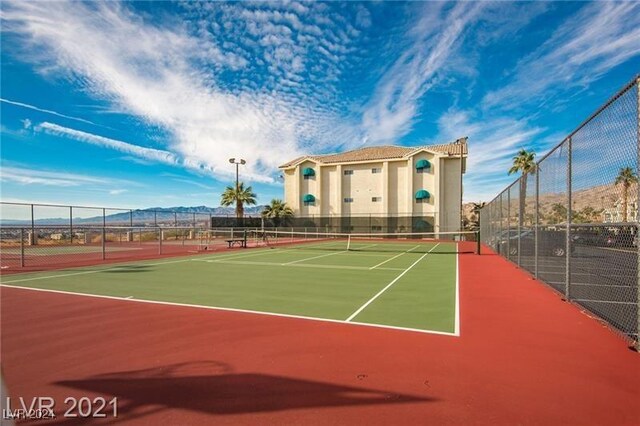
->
225, 238, 247, 248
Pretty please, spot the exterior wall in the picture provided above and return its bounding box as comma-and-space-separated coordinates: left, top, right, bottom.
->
321, 166, 338, 216
411, 152, 437, 216
387, 161, 408, 215
439, 157, 463, 231
299, 160, 320, 217
283, 168, 298, 214
340, 162, 384, 215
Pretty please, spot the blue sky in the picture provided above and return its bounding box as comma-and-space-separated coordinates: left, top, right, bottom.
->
1, 1, 639, 210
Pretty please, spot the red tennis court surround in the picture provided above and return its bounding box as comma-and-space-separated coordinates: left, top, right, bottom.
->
1, 244, 638, 425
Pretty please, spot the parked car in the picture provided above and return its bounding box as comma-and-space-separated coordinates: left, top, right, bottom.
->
496, 229, 571, 257
572, 231, 616, 247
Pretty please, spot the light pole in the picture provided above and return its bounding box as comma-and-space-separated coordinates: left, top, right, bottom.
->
229, 158, 246, 222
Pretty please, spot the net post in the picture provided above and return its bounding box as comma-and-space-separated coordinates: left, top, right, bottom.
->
347, 234, 352, 251
101, 227, 106, 260
20, 227, 25, 267
158, 227, 163, 254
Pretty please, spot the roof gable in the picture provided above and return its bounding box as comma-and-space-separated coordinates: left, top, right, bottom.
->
278, 137, 467, 168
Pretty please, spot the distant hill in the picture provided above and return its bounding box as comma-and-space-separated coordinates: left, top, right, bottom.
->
0, 205, 268, 226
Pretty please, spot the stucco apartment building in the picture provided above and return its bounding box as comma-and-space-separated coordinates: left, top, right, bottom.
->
278, 138, 467, 232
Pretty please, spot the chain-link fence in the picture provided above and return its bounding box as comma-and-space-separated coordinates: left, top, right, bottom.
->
480, 76, 640, 349
0, 226, 225, 270
0, 202, 232, 228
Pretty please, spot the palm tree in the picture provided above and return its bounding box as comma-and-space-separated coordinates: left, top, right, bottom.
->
220, 182, 257, 220
261, 199, 294, 227
614, 167, 639, 222
508, 149, 536, 228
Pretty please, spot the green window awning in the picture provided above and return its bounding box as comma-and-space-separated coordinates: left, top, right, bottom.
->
302, 167, 315, 176
415, 159, 431, 169
415, 189, 430, 200
303, 194, 315, 202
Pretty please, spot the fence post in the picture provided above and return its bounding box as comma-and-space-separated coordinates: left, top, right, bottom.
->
129, 210, 133, 227
30, 204, 35, 245
159, 228, 163, 254
565, 137, 572, 301
507, 189, 511, 258
636, 77, 640, 352
517, 178, 521, 266
498, 195, 503, 255
101, 227, 106, 260
535, 168, 539, 279
20, 228, 25, 267
70, 206, 73, 245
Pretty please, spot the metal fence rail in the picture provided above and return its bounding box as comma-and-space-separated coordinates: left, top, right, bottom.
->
0, 226, 212, 270
480, 75, 640, 350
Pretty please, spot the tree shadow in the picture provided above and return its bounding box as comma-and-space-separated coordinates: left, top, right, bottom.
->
47, 361, 434, 424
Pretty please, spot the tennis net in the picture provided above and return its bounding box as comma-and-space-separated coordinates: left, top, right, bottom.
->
225, 229, 481, 254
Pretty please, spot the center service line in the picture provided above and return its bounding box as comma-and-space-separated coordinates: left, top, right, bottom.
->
346, 243, 440, 322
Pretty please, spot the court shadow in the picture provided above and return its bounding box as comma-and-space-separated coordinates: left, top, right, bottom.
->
103, 265, 153, 273
50, 361, 434, 423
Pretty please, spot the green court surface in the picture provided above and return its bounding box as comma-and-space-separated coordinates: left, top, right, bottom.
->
1, 245, 142, 255
0, 240, 459, 334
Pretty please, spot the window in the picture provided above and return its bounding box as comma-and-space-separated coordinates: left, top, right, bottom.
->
344, 197, 354, 203
371, 226, 383, 231
372, 197, 382, 202
371, 168, 381, 174
304, 200, 314, 206
416, 198, 428, 204
343, 170, 354, 175
417, 168, 426, 174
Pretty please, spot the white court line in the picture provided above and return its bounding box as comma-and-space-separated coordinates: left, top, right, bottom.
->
282, 243, 378, 265
346, 243, 441, 322
369, 245, 420, 270
0, 284, 458, 337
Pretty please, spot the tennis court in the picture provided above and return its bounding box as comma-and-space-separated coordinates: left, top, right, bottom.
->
2, 234, 639, 425
1, 236, 463, 334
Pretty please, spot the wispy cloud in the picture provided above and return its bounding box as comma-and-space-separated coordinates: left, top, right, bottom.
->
0, 98, 97, 125
433, 107, 563, 202
34, 121, 273, 183
170, 178, 215, 191
1, 165, 117, 187
0, 1, 371, 180
482, 2, 640, 111
109, 189, 127, 195
35, 122, 179, 166
360, 2, 484, 144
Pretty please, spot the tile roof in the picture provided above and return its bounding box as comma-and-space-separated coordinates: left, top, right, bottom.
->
279, 137, 467, 168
